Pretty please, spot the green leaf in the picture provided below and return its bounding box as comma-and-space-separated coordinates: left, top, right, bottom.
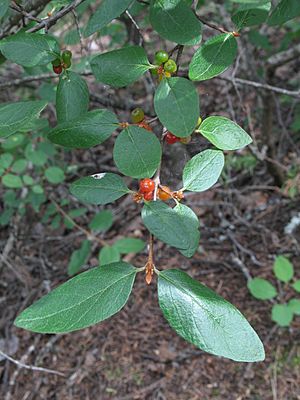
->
67, 240, 91, 276
23, 175, 34, 186
0, 153, 13, 169
174, 204, 200, 257
271, 304, 293, 327
0, 0, 9, 19
11, 159, 27, 173
0, 101, 47, 139
154, 77, 199, 137
2, 133, 25, 149
183, 149, 225, 192
232, 1, 271, 29
90, 46, 151, 88
199, 116, 252, 150
25, 145, 48, 166
89, 210, 114, 232
247, 278, 277, 300
142, 201, 191, 250
85, 0, 132, 36
273, 255, 294, 283
14, 262, 138, 333
45, 167, 65, 184
292, 280, 300, 293
268, 0, 300, 26
288, 299, 300, 316
70, 173, 130, 205
113, 126, 162, 179
99, 246, 121, 266
32, 184, 44, 194
189, 33, 237, 81
158, 269, 265, 362
149, 0, 202, 45
2, 174, 23, 189
56, 71, 89, 123
114, 238, 146, 254
0, 31, 60, 67
48, 110, 118, 148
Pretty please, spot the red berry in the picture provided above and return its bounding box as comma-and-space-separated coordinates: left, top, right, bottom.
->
143, 191, 154, 201
139, 178, 155, 194
53, 65, 62, 75
165, 131, 179, 144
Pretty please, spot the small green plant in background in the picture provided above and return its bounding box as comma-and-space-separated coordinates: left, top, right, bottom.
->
248, 256, 300, 327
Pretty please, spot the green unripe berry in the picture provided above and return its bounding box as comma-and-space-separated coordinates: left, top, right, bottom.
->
154, 50, 169, 65
151, 68, 158, 76
62, 50, 72, 63
131, 108, 145, 124
51, 57, 61, 67
164, 59, 177, 73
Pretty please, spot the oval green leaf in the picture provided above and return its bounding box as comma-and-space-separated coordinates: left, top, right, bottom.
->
0, 31, 60, 67
14, 262, 137, 333
90, 46, 151, 88
247, 277, 277, 300
113, 126, 162, 179
85, 0, 132, 36
0, 100, 47, 139
114, 238, 146, 254
149, 0, 202, 45
174, 203, 200, 258
273, 255, 294, 283
268, 0, 300, 26
45, 166, 65, 184
271, 304, 293, 327
48, 109, 118, 148
2, 174, 23, 189
142, 201, 191, 250
154, 77, 199, 137
88, 210, 114, 232
183, 149, 225, 192
288, 299, 300, 316
56, 71, 89, 123
292, 280, 300, 293
67, 240, 91, 276
158, 269, 265, 362
99, 246, 121, 266
199, 116, 252, 150
232, 1, 271, 29
189, 33, 238, 81
70, 173, 130, 205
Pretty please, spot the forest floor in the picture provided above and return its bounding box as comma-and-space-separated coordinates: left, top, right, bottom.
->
1, 163, 300, 399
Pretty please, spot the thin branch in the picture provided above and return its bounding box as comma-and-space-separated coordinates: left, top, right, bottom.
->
193, 12, 239, 36
27, 0, 87, 33
0, 349, 66, 377
10, 2, 42, 23
125, 10, 143, 46
215, 76, 300, 99
267, 43, 300, 69
71, 8, 84, 55
0, 71, 92, 89
50, 199, 107, 247
0, 0, 51, 39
